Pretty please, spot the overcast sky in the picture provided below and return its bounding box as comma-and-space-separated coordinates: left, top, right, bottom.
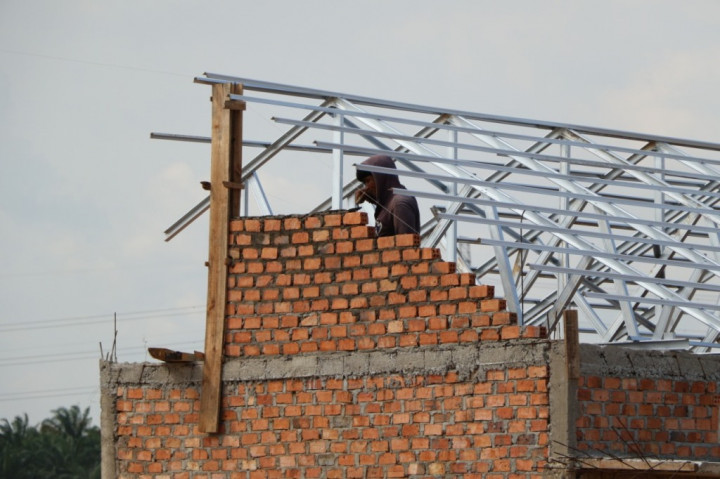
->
1, 1, 718, 426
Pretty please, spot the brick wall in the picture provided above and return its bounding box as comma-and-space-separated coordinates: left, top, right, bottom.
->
108, 361, 551, 478
100, 211, 720, 478
102, 211, 552, 478
223, 211, 543, 358
576, 345, 720, 463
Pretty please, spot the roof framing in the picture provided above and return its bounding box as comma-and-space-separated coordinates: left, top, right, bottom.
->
154, 73, 720, 352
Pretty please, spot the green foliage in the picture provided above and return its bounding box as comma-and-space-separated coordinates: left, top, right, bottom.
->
0, 406, 100, 479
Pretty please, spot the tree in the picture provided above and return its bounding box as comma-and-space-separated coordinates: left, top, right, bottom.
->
0, 405, 100, 479
0, 414, 40, 477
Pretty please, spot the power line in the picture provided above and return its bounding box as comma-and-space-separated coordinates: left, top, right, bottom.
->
0, 48, 191, 78
0, 262, 199, 280
0, 339, 204, 400
0, 310, 202, 332
0, 305, 204, 332
0, 340, 203, 367
0, 386, 99, 402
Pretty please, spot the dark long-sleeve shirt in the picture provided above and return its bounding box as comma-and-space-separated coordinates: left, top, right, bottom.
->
358, 155, 420, 237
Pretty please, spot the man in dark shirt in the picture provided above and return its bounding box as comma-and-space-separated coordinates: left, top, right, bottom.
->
354, 155, 420, 237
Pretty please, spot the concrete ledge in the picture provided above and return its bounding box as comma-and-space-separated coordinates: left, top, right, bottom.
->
101, 340, 550, 387
230, 341, 550, 382
580, 344, 720, 380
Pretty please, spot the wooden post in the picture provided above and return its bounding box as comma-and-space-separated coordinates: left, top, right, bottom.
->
199, 82, 243, 433
564, 309, 580, 380
548, 309, 580, 477
564, 309, 580, 477
226, 88, 245, 217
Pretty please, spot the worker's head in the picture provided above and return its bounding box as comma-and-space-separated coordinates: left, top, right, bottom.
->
356, 169, 377, 202
356, 155, 400, 205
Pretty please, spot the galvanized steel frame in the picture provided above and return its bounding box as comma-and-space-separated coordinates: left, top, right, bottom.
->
155, 73, 720, 351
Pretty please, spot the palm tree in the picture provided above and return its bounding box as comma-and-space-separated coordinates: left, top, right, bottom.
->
0, 406, 100, 479
42, 405, 93, 442
0, 414, 41, 478
42, 406, 100, 479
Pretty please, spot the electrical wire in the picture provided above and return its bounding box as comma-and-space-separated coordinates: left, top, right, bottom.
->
0, 305, 204, 332
0, 340, 204, 367
0, 386, 99, 402
0, 48, 191, 78
0, 338, 204, 401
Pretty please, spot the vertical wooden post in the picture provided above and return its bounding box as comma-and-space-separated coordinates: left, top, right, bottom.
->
564, 309, 580, 380
564, 309, 580, 477
548, 309, 580, 476
228, 84, 244, 218
199, 82, 243, 433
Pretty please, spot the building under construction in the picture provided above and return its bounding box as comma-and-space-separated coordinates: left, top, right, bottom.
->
101, 74, 720, 477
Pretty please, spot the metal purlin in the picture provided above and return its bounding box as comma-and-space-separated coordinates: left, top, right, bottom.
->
450, 117, 720, 342
156, 73, 720, 351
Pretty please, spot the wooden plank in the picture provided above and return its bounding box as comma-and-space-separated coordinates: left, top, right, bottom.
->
564, 309, 580, 380
224, 99, 247, 111
148, 347, 205, 363
223, 181, 245, 191
198, 82, 240, 433
229, 84, 243, 218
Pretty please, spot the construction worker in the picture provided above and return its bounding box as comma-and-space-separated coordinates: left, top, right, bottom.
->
354, 155, 420, 237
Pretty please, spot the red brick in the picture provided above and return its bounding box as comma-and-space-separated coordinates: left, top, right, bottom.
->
470, 284, 494, 298
312, 229, 330, 242
395, 233, 420, 247
351, 226, 374, 238
458, 273, 475, 285
528, 366, 548, 378
439, 303, 457, 315
284, 217, 302, 230
522, 325, 544, 338
586, 376, 602, 388
428, 316, 447, 330
431, 262, 456, 274
127, 388, 144, 399
362, 252, 380, 266
244, 219, 262, 232
356, 238, 375, 251
458, 302, 477, 314
304, 216, 323, 229
291, 231, 309, 244
480, 328, 500, 341
439, 331, 459, 344
230, 219, 245, 232
402, 249, 420, 261
410, 263, 429, 275
448, 287, 467, 300
501, 325, 520, 339
415, 274, 437, 288
482, 299, 506, 312
263, 218, 281, 232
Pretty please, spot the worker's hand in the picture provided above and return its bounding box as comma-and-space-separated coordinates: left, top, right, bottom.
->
355, 175, 375, 205
354, 187, 367, 205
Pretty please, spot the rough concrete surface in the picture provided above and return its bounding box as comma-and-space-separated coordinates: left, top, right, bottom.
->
580, 344, 720, 380
101, 340, 550, 388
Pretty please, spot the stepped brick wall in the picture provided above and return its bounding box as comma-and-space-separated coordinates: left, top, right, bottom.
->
222, 211, 543, 358
100, 211, 720, 479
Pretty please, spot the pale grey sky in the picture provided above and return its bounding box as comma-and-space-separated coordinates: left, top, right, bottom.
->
1, 1, 718, 425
